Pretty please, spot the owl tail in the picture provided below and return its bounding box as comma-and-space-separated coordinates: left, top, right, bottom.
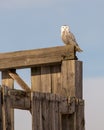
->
75, 46, 83, 52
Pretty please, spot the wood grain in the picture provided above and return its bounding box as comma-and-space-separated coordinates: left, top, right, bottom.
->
41, 66, 51, 93
0, 45, 76, 70
1, 71, 14, 130
76, 100, 85, 130
61, 60, 82, 98
31, 67, 41, 92
0, 44, 84, 130
0, 87, 3, 130
2, 86, 12, 130
51, 65, 61, 95
9, 89, 31, 110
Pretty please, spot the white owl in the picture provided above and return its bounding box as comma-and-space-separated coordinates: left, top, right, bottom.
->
61, 25, 83, 52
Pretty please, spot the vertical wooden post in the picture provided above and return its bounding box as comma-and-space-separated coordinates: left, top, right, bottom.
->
61, 60, 82, 98
76, 101, 85, 130
2, 70, 15, 130
0, 87, 3, 130
61, 60, 83, 130
62, 113, 76, 130
2, 86, 12, 130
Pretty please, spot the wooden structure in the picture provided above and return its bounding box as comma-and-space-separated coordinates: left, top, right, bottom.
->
0, 45, 85, 130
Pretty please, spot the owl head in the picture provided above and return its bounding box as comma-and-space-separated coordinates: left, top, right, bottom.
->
61, 25, 70, 34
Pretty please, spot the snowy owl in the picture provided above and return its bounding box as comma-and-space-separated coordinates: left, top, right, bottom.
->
61, 25, 83, 52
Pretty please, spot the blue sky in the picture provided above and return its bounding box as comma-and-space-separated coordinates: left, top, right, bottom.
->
0, 0, 104, 129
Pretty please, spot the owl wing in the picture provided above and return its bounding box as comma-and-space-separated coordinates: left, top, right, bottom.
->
68, 31, 83, 52
68, 31, 76, 42
66, 31, 79, 46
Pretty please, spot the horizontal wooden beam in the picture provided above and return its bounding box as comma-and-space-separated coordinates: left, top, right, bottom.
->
0, 45, 76, 70
8, 89, 31, 110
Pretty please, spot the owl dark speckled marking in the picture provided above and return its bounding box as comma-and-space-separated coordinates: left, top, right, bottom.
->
61, 25, 83, 52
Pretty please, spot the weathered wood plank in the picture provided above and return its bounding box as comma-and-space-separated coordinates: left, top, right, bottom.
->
8, 70, 31, 92
31, 92, 77, 130
2, 86, 12, 130
31, 67, 41, 92
62, 113, 76, 130
31, 65, 61, 94
50, 94, 56, 130
76, 100, 85, 130
75, 61, 83, 99
51, 65, 61, 95
41, 66, 51, 93
0, 87, 3, 130
9, 89, 31, 110
55, 95, 61, 130
61, 60, 69, 97
59, 97, 75, 114
0, 45, 76, 70
61, 60, 82, 98
42, 93, 50, 130
31, 92, 37, 130
2, 71, 14, 130
32, 92, 43, 130
61, 60, 83, 130
2, 70, 14, 88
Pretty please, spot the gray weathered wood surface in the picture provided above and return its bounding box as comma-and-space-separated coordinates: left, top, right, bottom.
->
31, 92, 77, 130
0, 86, 84, 130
